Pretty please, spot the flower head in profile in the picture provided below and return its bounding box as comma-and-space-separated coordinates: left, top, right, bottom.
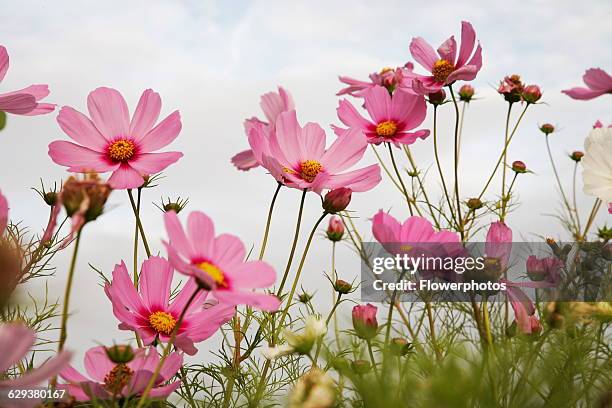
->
0, 45, 55, 116
406, 21, 482, 94
337, 64, 414, 96
163, 210, 280, 311
49, 87, 183, 189
231, 87, 294, 171
250, 110, 381, 193
0, 323, 71, 396
58, 346, 181, 402
498, 74, 524, 103
335, 86, 429, 146
326, 216, 344, 242
582, 126, 612, 204
562, 68, 612, 100
105, 256, 235, 355
352, 304, 378, 340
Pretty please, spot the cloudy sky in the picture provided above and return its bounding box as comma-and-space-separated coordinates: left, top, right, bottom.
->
1, 0, 611, 362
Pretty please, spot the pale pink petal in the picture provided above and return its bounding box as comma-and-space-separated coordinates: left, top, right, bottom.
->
337, 76, 373, 96
336, 99, 373, 131
0, 84, 49, 101
0, 93, 37, 114
139, 257, 173, 311
320, 127, 367, 173
149, 381, 181, 398
48, 141, 118, 172
173, 336, 198, 356
187, 211, 215, 260
410, 76, 442, 95
456, 21, 477, 67
260, 87, 294, 123
158, 351, 183, 382
0, 323, 35, 372
272, 110, 302, 165
107, 163, 145, 189
437, 36, 457, 63
0, 190, 8, 235
86, 87, 129, 138
57, 106, 109, 151
0, 46, 8, 82
371, 210, 402, 244
163, 212, 195, 261
231, 149, 259, 170
392, 129, 430, 146
128, 151, 183, 175
4, 351, 72, 388
19, 102, 55, 116
213, 233, 246, 270
364, 86, 392, 124
226, 260, 276, 288
83, 346, 114, 382
184, 304, 235, 342
324, 164, 381, 192
393, 90, 427, 130
130, 89, 161, 141
58, 365, 89, 383
137, 111, 181, 151
409, 37, 438, 71
299, 122, 326, 161
215, 290, 280, 312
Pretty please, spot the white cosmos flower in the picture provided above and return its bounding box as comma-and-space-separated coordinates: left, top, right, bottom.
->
582, 126, 612, 203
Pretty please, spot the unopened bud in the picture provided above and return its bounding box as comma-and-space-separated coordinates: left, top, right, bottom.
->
298, 292, 313, 303
390, 337, 413, 356
428, 89, 446, 105
458, 84, 475, 102
351, 359, 371, 374
511, 160, 527, 173
334, 279, 352, 294
569, 151, 584, 162
326, 216, 344, 242
322, 188, 352, 214
43, 192, 58, 206
105, 345, 135, 364
466, 198, 483, 210
522, 85, 542, 104
540, 123, 555, 135
352, 304, 378, 340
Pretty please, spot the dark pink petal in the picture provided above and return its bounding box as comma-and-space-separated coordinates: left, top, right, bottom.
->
86, 87, 129, 139
57, 106, 109, 151
187, 211, 215, 260
371, 210, 402, 244
157, 351, 183, 382
168, 277, 208, 315
137, 111, 182, 151
583, 68, 612, 91
107, 163, 145, 189
410, 76, 442, 95
364, 86, 392, 124
409, 37, 438, 71
84, 346, 114, 382
446, 64, 479, 83
228, 260, 276, 288
48, 141, 118, 172
231, 149, 259, 171
19, 102, 55, 116
0, 84, 49, 101
139, 257, 173, 311
336, 99, 373, 130
320, 127, 367, 173
130, 89, 161, 140
215, 290, 280, 312
391, 129, 430, 146
58, 365, 89, 383
337, 76, 373, 96
393, 90, 427, 130
562, 87, 608, 100
0, 46, 8, 82
128, 151, 183, 175
0, 93, 37, 114
437, 36, 457, 63
456, 21, 477, 67
108, 261, 146, 314
183, 304, 235, 343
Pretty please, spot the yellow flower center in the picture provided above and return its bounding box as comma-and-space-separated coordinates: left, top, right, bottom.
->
108, 139, 136, 162
197, 261, 228, 288
148, 311, 176, 335
380, 67, 393, 74
299, 160, 323, 182
431, 59, 455, 83
375, 120, 398, 137
103, 364, 133, 394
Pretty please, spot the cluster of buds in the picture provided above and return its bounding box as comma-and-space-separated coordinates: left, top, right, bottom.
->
326, 216, 344, 242
288, 368, 336, 408
352, 304, 378, 340
458, 84, 475, 102
322, 188, 352, 214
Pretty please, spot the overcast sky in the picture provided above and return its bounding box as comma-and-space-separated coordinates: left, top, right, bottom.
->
1, 0, 611, 363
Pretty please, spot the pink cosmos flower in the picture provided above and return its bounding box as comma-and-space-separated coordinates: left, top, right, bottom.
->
250, 110, 381, 193
58, 346, 181, 401
0, 45, 54, 116
0, 190, 8, 234
231, 87, 294, 171
406, 21, 482, 94
562, 68, 612, 100
48, 87, 183, 189
105, 256, 235, 355
0, 323, 71, 408
485, 221, 513, 268
337, 64, 414, 96
335, 85, 429, 146
526, 255, 563, 283
163, 210, 281, 312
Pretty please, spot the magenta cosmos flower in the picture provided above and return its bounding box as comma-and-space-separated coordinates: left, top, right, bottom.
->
48, 87, 183, 189
58, 346, 181, 402
163, 210, 281, 312
249, 110, 381, 193
562, 68, 612, 100
406, 21, 482, 94
335, 85, 429, 146
0, 190, 8, 234
231, 87, 294, 171
337, 64, 414, 97
105, 256, 235, 355
0, 323, 71, 407
0, 45, 54, 116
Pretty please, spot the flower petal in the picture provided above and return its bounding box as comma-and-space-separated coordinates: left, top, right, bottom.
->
336, 98, 373, 131
437, 36, 457, 63
0, 46, 8, 82
231, 149, 259, 171
320, 127, 367, 173
48, 141, 118, 172
187, 211, 215, 260
130, 89, 161, 141
139, 257, 173, 311
107, 163, 145, 189
84, 346, 114, 382
215, 290, 280, 312
409, 37, 438, 71
137, 111, 182, 152
57, 106, 109, 151
456, 21, 477, 67
324, 164, 381, 192
128, 151, 183, 175
364, 85, 392, 124
87, 87, 129, 139
227, 260, 276, 288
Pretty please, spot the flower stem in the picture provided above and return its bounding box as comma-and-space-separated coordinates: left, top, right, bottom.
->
276, 189, 308, 296
449, 86, 464, 240
57, 229, 83, 352
259, 182, 282, 260
366, 340, 381, 383
582, 198, 602, 239
387, 142, 414, 216
572, 162, 582, 235
545, 135, 579, 236
403, 145, 440, 228
313, 292, 342, 362
128, 189, 151, 258
132, 188, 144, 348
425, 301, 442, 361
500, 102, 513, 219
432, 105, 458, 230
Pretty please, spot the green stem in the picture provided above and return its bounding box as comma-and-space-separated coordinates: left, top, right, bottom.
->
57, 229, 83, 352
572, 162, 582, 235
313, 292, 342, 362
366, 340, 381, 383
449, 86, 464, 240
128, 189, 151, 258
387, 142, 414, 216
545, 135, 578, 235
259, 182, 282, 260
276, 189, 308, 296
500, 102, 513, 218
432, 106, 458, 229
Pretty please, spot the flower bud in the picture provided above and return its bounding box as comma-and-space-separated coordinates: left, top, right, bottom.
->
322, 188, 352, 214
390, 337, 413, 356
326, 216, 344, 242
62, 174, 112, 223
298, 291, 313, 303
511, 160, 527, 173
43, 191, 58, 206
458, 84, 475, 102
428, 89, 446, 105
334, 279, 352, 294
540, 123, 555, 135
569, 151, 584, 162
522, 84, 542, 104
105, 345, 135, 364
352, 304, 378, 340
288, 368, 336, 408
498, 74, 524, 103
283, 316, 326, 355
466, 198, 483, 210
158, 196, 189, 214
597, 226, 612, 241
351, 359, 372, 374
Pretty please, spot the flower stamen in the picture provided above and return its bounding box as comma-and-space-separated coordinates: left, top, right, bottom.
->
431, 60, 455, 83
375, 121, 398, 138
108, 139, 136, 162
197, 261, 228, 288
299, 160, 323, 182
103, 364, 133, 394
148, 311, 176, 335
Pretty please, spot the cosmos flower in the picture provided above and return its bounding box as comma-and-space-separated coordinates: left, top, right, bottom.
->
163, 210, 281, 312
335, 85, 429, 146
485, 221, 513, 268
0, 323, 71, 408
104, 256, 235, 355
582, 126, 612, 205
231, 87, 294, 171
562, 68, 612, 100
58, 346, 181, 401
406, 21, 482, 94
0, 45, 54, 116
250, 110, 381, 193
48, 87, 183, 189
337, 64, 413, 96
